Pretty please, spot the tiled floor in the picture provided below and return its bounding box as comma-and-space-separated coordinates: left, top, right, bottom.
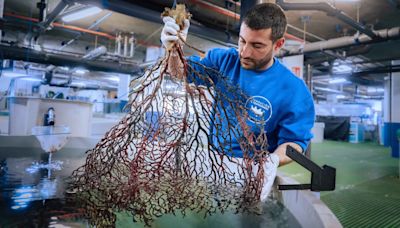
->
279, 140, 400, 227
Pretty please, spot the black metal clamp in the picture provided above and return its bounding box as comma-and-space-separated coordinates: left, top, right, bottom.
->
278, 145, 336, 191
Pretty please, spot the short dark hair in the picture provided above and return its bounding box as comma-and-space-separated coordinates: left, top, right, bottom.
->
242, 3, 287, 42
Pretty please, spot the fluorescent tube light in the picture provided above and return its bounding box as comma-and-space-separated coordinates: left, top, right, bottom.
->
2, 71, 26, 78
333, 64, 352, 73
329, 78, 347, 84
70, 82, 86, 87
367, 87, 384, 93
108, 76, 120, 82
62, 6, 102, 22
20, 78, 42, 82
74, 69, 89, 75
59, 66, 70, 71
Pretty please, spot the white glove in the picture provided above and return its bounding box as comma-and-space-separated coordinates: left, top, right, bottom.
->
260, 153, 280, 202
161, 16, 190, 50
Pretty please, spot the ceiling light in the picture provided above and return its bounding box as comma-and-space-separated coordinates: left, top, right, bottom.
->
367, 87, 385, 93
333, 64, 352, 73
62, 6, 102, 22
336, 95, 346, 99
108, 76, 120, 82
329, 78, 347, 84
1, 71, 27, 78
58, 66, 70, 71
70, 82, 86, 87
74, 69, 89, 75
20, 78, 42, 82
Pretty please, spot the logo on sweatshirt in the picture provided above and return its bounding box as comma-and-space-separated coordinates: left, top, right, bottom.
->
245, 96, 272, 124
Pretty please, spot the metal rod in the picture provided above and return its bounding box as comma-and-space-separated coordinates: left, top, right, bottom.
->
40, 0, 69, 31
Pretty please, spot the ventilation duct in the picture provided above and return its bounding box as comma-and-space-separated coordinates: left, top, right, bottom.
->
83, 45, 107, 60
0, 45, 140, 74
285, 27, 400, 55
276, 0, 379, 39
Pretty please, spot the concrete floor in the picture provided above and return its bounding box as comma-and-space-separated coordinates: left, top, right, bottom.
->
279, 140, 400, 227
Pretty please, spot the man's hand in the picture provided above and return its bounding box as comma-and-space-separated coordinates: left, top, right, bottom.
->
161, 16, 190, 50
274, 142, 303, 166
259, 143, 302, 201
260, 153, 280, 202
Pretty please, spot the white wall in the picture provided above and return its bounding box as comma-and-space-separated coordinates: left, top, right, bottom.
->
281, 55, 304, 78
391, 62, 400, 122
76, 89, 107, 113
384, 60, 400, 123
0, 77, 12, 92
8, 97, 93, 137
316, 102, 372, 117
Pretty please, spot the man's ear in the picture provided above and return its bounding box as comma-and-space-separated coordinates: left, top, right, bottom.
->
273, 38, 285, 52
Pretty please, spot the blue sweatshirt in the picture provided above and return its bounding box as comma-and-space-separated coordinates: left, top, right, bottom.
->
188, 48, 315, 157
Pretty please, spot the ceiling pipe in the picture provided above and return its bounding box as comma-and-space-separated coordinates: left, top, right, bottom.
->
285, 27, 400, 55
287, 24, 325, 41
4, 12, 115, 39
75, 0, 238, 45
59, 12, 112, 51
4, 12, 157, 48
83, 45, 107, 60
0, 45, 140, 74
276, 0, 379, 39
22, 64, 119, 90
190, 0, 304, 42
190, 0, 239, 20
229, 0, 322, 42
39, 0, 70, 31
76, 0, 303, 44
305, 45, 372, 65
315, 64, 400, 79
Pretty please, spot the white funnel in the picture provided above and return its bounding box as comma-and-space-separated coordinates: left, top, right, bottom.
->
31, 126, 70, 153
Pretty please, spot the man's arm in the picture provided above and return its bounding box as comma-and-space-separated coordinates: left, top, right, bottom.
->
259, 142, 303, 201
275, 90, 315, 167
273, 142, 303, 166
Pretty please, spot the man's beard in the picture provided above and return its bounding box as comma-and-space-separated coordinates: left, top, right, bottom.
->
240, 54, 272, 71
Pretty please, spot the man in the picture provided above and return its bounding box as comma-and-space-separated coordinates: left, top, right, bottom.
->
161, 3, 315, 201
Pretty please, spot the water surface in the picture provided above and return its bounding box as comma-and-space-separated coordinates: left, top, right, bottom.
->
0, 147, 301, 227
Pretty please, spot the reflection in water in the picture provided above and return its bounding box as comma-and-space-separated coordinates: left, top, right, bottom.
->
0, 147, 301, 227
11, 186, 38, 210
11, 153, 62, 210
25, 156, 63, 174
0, 148, 88, 227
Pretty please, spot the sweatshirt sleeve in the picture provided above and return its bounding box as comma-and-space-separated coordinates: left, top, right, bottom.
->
277, 95, 315, 153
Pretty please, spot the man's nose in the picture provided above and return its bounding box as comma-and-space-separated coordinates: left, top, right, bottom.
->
240, 44, 252, 58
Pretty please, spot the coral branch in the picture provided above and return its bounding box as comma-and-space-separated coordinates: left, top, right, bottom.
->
69, 4, 269, 227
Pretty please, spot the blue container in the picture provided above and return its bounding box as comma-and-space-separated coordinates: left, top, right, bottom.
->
383, 122, 400, 158
349, 123, 364, 143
